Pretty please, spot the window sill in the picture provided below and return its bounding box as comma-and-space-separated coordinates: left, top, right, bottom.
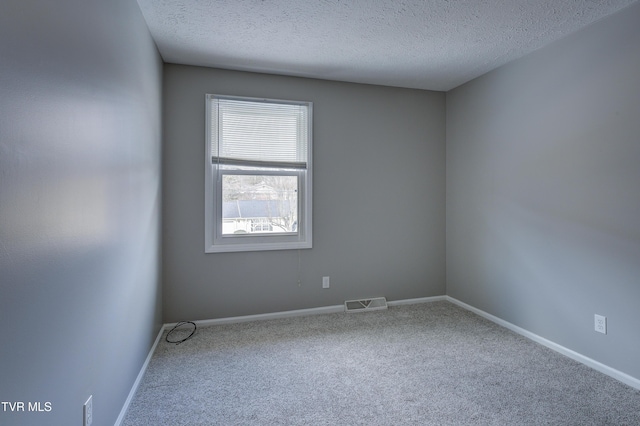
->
205, 240, 312, 253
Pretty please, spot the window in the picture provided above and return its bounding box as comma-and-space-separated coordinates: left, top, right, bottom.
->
205, 95, 312, 252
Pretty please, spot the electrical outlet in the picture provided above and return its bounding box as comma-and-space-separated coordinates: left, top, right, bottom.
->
84, 395, 92, 426
594, 314, 607, 334
322, 276, 330, 289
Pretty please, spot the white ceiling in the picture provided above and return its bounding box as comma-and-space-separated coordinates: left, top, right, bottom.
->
136, 0, 637, 91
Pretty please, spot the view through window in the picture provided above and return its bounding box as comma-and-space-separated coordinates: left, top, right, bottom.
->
205, 94, 312, 252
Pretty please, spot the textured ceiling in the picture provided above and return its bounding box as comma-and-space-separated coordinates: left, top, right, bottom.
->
136, 0, 637, 91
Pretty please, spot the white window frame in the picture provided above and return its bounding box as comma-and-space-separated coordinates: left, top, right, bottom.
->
205, 94, 313, 253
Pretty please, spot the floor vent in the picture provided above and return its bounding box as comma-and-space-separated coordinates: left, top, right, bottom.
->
344, 297, 388, 313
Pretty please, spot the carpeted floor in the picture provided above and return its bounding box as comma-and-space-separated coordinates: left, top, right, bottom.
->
122, 301, 640, 425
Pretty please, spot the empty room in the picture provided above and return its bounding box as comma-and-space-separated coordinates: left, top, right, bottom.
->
1, 0, 639, 425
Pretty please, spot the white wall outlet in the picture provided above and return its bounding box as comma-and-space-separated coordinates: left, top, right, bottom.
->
594, 314, 607, 334
322, 276, 330, 289
84, 395, 92, 426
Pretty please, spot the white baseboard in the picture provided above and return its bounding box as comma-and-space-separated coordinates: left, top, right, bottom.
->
165, 304, 345, 329
164, 295, 448, 328
387, 295, 447, 306
445, 296, 640, 391
114, 325, 164, 426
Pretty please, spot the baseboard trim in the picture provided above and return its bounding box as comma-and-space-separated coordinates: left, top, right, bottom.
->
114, 325, 164, 426
165, 296, 447, 328
166, 304, 345, 329
387, 295, 447, 306
445, 296, 640, 391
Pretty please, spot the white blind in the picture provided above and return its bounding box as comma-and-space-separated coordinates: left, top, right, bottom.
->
210, 96, 309, 169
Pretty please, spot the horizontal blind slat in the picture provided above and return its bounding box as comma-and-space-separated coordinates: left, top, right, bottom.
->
211, 157, 307, 169
210, 96, 309, 166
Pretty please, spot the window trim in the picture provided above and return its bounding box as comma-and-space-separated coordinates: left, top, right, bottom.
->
204, 94, 312, 253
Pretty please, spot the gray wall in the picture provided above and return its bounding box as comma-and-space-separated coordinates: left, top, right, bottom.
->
446, 2, 640, 380
163, 65, 446, 322
0, 1, 163, 425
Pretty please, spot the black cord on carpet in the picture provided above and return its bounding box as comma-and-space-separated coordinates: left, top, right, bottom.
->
166, 321, 197, 344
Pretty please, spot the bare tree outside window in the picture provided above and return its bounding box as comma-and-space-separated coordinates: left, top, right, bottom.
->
221, 174, 298, 234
